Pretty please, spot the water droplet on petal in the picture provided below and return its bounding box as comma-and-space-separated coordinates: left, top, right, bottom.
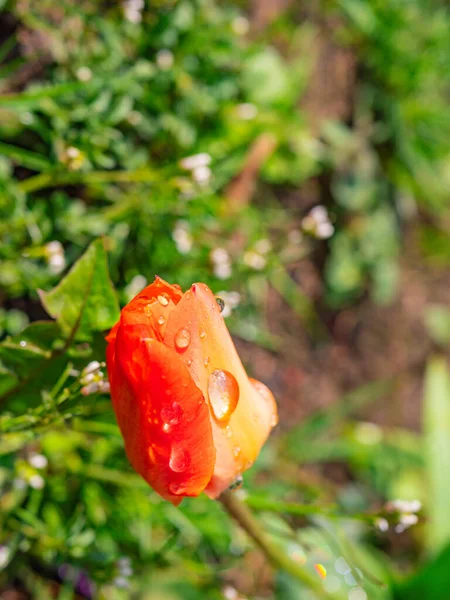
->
157, 295, 169, 306
225, 426, 232, 438
200, 330, 206, 339
158, 315, 165, 325
169, 448, 190, 472
215, 296, 225, 312
233, 446, 241, 458
161, 402, 183, 432
228, 475, 243, 490
19, 340, 27, 348
208, 369, 239, 424
175, 328, 191, 351
203, 356, 210, 367
187, 358, 193, 366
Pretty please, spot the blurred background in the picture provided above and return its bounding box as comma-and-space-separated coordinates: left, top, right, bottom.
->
1, 0, 450, 598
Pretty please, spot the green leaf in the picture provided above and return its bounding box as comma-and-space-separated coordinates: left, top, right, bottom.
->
424, 305, 450, 347
39, 239, 120, 342
423, 356, 450, 552
0, 321, 59, 379
393, 543, 450, 600
0, 142, 52, 171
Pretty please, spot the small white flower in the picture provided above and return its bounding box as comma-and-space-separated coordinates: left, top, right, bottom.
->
399, 513, 419, 528
45, 241, 66, 274
236, 103, 257, 120
375, 517, 389, 532
211, 248, 232, 280
243, 250, 266, 270
125, 274, 147, 301
114, 576, 130, 589
179, 153, 211, 171
192, 165, 212, 186
172, 221, 193, 255
29, 453, 48, 469
81, 382, 100, 396
156, 49, 174, 70
99, 381, 110, 394
0, 546, 11, 569
124, 0, 144, 23
76, 66, 92, 82
214, 262, 232, 280
302, 205, 334, 239
232, 16, 250, 35
29, 474, 45, 489
387, 499, 421, 514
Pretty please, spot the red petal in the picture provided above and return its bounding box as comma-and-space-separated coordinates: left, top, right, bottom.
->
108, 322, 215, 503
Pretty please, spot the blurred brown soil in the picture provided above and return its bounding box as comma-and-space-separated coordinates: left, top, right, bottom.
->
239, 227, 450, 432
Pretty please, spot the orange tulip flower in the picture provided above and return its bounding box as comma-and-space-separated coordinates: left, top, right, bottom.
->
106, 277, 278, 504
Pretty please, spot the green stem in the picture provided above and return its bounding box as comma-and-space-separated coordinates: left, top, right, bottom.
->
219, 490, 338, 599
246, 496, 375, 524
19, 167, 162, 193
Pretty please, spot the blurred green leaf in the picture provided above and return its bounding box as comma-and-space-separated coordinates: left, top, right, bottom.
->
423, 356, 450, 552
393, 543, 450, 600
39, 239, 119, 342
424, 305, 450, 347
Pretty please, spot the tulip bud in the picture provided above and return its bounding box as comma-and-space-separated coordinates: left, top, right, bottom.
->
106, 277, 277, 504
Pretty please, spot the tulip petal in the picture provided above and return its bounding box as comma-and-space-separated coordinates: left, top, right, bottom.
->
164, 283, 278, 497
106, 276, 183, 344
108, 322, 215, 504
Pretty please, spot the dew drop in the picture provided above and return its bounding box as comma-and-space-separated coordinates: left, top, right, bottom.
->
158, 315, 165, 325
175, 327, 191, 351
228, 475, 243, 490
203, 356, 210, 367
169, 447, 190, 473
225, 426, 232, 438
19, 340, 27, 348
161, 402, 183, 432
200, 330, 206, 339
187, 358, 193, 366
215, 296, 225, 312
233, 446, 241, 458
207, 369, 239, 424
157, 294, 169, 306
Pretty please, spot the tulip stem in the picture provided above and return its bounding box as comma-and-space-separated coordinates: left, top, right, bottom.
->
218, 490, 337, 599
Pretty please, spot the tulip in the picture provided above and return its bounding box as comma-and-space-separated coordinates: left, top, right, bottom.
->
106, 277, 277, 504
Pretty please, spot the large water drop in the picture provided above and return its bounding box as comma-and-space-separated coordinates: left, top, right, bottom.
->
175, 327, 191, 351
207, 369, 239, 424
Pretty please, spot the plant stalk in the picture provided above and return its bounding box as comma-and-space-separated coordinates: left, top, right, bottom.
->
219, 490, 338, 599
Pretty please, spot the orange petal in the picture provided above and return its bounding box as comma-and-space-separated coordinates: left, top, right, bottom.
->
108, 322, 215, 504
164, 283, 278, 497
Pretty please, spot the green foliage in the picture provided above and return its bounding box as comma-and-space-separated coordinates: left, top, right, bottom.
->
423, 356, 450, 553
39, 239, 119, 342
1, 0, 450, 598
